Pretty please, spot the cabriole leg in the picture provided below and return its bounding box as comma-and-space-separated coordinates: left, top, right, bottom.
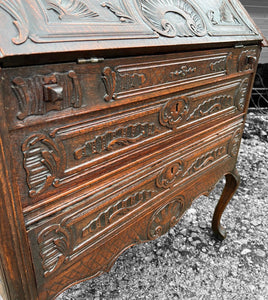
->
212, 168, 241, 241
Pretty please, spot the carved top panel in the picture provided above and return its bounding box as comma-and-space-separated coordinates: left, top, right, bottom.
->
0, 0, 262, 61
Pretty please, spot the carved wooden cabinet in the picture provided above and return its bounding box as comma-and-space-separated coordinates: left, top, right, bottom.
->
0, 1, 264, 299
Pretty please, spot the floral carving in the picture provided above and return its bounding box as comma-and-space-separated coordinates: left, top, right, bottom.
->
74, 122, 156, 160
148, 197, 185, 240
82, 190, 152, 238
0, 0, 29, 44
38, 225, 71, 277
46, 0, 99, 21
12, 70, 82, 120
102, 2, 134, 23
22, 134, 62, 197
170, 65, 197, 80
159, 97, 189, 128
136, 0, 207, 37
156, 160, 184, 189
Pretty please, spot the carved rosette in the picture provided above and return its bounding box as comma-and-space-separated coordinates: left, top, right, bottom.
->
38, 225, 71, 277
148, 196, 185, 240
0, 0, 29, 44
12, 70, 82, 120
135, 0, 207, 37
235, 78, 249, 111
22, 134, 62, 197
156, 160, 184, 189
160, 97, 189, 128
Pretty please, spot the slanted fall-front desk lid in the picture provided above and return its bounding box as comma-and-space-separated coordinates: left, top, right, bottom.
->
0, 0, 264, 62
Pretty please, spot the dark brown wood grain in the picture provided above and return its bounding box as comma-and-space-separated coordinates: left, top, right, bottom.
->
0, 0, 264, 299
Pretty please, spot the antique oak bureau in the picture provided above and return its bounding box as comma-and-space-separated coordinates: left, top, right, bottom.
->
0, 1, 264, 299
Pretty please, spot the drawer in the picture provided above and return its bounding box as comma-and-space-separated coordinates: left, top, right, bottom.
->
26, 119, 243, 299
11, 75, 249, 208
2, 45, 259, 131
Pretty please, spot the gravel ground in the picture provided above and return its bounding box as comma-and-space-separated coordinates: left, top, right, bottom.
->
57, 113, 268, 300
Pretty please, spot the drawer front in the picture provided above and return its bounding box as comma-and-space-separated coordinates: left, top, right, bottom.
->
3, 46, 259, 130
27, 119, 243, 298
12, 76, 249, 208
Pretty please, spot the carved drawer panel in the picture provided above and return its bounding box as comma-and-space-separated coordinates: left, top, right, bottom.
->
2, 45, 258, 131
12, 75, 250, 209
26, 119, 243, 298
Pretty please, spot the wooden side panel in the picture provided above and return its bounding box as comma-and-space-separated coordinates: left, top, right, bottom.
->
240, 0, 268, 62
0, 70, 37, 300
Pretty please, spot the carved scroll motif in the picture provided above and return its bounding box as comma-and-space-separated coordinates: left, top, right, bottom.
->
159, 97, 189, 128
136, 0, 207, 37
187, 94, 233, 121
101, 2, 134, 23
0, 0, 29, 44
156, 160, 184, 189
38, 225, 71, 277
12, 70, 82, 120
185, 146, 227, 176
22, 134, 62, 197
74, 122, 156, 160
82, 190, 152, 239
102, 66, 147, 102
148, 196, 185, 240
46, 0, 99, 21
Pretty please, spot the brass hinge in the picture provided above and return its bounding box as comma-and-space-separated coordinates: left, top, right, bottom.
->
77, 57, 104, 64
234, 44, 244, 49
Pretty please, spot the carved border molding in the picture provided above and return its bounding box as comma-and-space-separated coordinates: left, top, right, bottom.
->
135, 0, 207, 37
101, 53, 229, 102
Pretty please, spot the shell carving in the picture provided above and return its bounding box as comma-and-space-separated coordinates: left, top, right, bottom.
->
136, 0, 207, 37
46, 0, 99, 20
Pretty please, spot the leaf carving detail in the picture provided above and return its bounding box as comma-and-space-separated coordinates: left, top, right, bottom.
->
102, 2, 134, 23
47, 0, 99, 20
